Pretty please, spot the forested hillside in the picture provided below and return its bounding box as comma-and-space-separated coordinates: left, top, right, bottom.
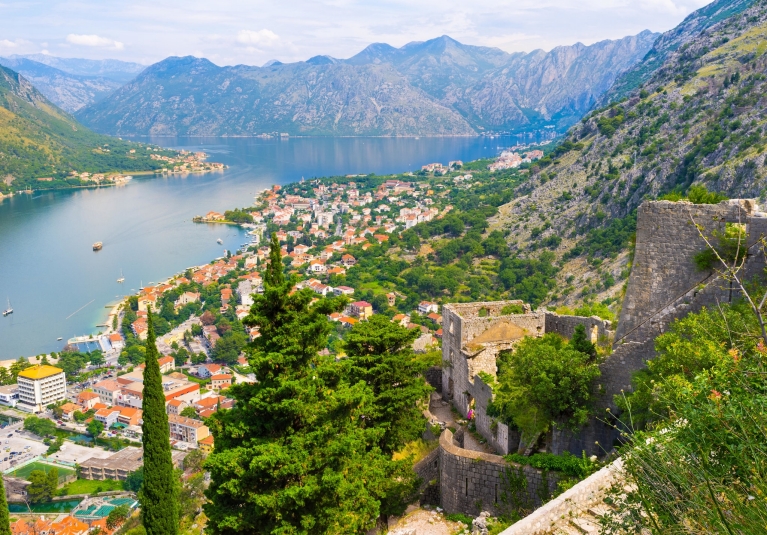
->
490, 0, 767, 310
0, 66, 178, 194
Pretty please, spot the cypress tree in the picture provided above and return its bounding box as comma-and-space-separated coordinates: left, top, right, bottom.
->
140, 309, 179, 535
0, 475, 10, 535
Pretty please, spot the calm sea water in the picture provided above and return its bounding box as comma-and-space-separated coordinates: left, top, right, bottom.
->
0, 135, 537, 358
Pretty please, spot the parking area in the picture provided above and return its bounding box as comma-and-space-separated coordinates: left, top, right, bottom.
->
0, 423, 47, 472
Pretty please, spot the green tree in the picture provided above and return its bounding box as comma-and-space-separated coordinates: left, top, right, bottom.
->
106, 504, 131, 530
570, 324, 597, 359
488, 333, 601, 438
26, 469, 56, 502
140, 311, 179, 535
204, 234, 416, 534
87, 419, 104, 437
183, 448, 206, 474
0, 475, 10, 535
342, 315, 431, 454
24, 416, 56, 437
125, 467, 144, 493
179, 407, 198, 419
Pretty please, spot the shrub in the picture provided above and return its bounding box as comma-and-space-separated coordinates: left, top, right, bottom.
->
506, 452, 599, 479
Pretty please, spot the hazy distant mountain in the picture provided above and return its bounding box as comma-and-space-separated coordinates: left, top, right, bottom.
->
0, 57, 127, 112
77, 33, 659, 136
10, 55, 145, 82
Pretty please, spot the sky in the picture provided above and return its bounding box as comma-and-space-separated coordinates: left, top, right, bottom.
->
0, 0, 714, 66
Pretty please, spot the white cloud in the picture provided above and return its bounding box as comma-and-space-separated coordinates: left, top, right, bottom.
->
66, 33, 124, 50
236, 29, 280, 48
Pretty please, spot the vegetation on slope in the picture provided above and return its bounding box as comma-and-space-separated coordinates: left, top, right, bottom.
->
0, 65, 179, 194
491, 0, 767, 308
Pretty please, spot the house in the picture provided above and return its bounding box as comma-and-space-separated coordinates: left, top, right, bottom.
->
339, 316, 358, 328
221, 288, 233, 307
117, 407, 143, 426
309, 260, 327, 273
166, 399, 188, 416
392, 314, 410, 327
198, 435, 215, 454
333, 286, 355, 296
386, 292, 396, 306
349, 301, 373, 320
176, 291, 200, 307
108, 333, 125, 352
60, 402, 79, 421
94, 407, 120, 428
131, 317, 148, 340
427, 312, 443, 325
0, 385, 18, 407
418, 301, 439, 315
158, 355, 175, 374
341, 254, 356, 267
93, 379, 121, 406
168, 414, 210, 444
196, 363, 222, 379
210, 374, 232, 391
77, 391, 101, 410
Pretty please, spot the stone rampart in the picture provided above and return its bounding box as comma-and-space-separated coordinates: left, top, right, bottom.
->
544, 312, 612, 345
473, 374, 519, 455
413, 446, 441, 506
439, 429, 559, 517
499, 459, 624, 535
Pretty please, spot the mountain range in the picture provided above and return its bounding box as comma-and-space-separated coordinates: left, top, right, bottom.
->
0, 55, 145, 112
75, 33, 659, 137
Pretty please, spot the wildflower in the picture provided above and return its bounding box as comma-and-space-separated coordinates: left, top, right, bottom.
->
729, 347, 741, 362
757, 340, 767, 355
710, 389, 722, 401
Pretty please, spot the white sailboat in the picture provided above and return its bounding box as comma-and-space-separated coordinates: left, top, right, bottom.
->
2, 298, 12, 317
117, 269, 125, 283
139, 280, 144, 291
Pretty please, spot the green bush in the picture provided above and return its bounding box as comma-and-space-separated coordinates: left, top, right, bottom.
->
445, 513, 473, 526
506, 451, 599, 479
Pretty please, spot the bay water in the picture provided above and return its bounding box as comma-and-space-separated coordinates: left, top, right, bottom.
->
0, 135, 537, 358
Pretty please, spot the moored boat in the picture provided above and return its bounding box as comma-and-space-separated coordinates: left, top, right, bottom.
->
93, 242, 103, 251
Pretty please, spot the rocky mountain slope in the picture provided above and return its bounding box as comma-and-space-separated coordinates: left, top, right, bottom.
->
75, 34, 658, 137
0, 57, 125, 112
490, 0, 767, 308
0, 66, 171, 193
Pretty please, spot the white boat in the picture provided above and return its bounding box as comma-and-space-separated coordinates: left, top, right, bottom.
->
139, 280, 144, 291
2, 298, 12, 317
117, 269, 125, 283
217, 238, 223, 245
57, 337, 63, 341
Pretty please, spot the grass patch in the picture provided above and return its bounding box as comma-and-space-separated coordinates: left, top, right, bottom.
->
59, 478, 124, 495
392, 439, 438, 464
11, 462, 75, 483
182, 371, 210, 385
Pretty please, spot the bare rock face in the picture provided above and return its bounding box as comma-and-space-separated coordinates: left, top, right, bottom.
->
75, 33, 659, 137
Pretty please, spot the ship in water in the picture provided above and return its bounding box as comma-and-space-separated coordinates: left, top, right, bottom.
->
2, 298, 12, 317
216, 238, 223, 245
93, 242, 103, 251
117, 269, 125, 283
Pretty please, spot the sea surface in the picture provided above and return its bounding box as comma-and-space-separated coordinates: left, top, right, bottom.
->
0, 135, 542, 359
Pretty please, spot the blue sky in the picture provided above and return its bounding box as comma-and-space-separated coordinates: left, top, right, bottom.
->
0, 0, 712, 66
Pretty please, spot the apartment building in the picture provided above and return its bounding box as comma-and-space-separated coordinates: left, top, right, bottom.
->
167, 414, 210, 444
16, 365, 67, 413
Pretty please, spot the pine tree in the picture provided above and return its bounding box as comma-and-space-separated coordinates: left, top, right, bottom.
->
204, 234, 417, 534
343, 314, 432, 455
0, 475, 11, 535
140, 310, 179, 535
570, 324, 597, 359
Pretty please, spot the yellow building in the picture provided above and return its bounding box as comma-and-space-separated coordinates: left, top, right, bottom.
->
16, 365, 67, 413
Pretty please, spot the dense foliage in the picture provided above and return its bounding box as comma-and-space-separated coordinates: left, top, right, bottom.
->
204, 235, 426, 534
603, 298, 767, 534
506, 451, 599, 479
488, 332, 602, 439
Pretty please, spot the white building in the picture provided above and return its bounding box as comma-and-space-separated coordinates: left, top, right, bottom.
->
16, 365, 67, 413
0, 385, 18, 407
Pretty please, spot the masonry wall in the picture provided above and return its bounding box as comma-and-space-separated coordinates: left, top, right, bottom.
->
439, 430, 559, 517
473, 374, 519, 455
544, 312, 612, 345
413, 446, 441, 506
